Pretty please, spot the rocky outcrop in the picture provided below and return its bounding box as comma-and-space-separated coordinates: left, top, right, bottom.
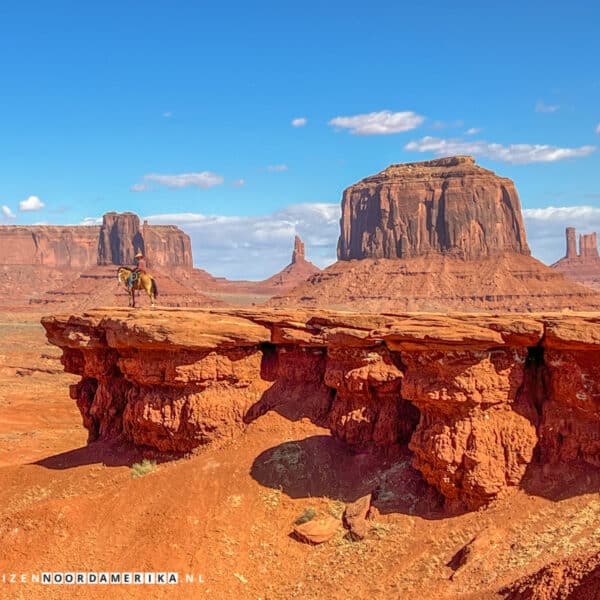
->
97, 212, 193, 268
292, 235, 306, 264
272, 158, 600, 312
269, 254, 600, 312
43, 308, 600, 511
552, 227, 600, 292
0, 226, 99, 268
184, 235, 321, 297
338, 156, 529, 261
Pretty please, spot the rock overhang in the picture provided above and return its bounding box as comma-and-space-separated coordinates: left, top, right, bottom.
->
42, 307, 600, 510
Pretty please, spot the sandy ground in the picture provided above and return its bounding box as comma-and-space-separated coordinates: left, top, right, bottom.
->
0, 311, 599, 600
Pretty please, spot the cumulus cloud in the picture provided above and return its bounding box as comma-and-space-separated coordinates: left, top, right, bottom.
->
535, 101, 560, 113
404, 136, 596, 164
465, 127, 481, 135
231, 179, 246, 187
266, 164, 288, 172
329, 110, 425, 135
523, 205, 600, 264
144, 203, 340, 280
130, 171, 224, 191
291, 117, 307, 127
163, 111, 173, 118
19, 195, 45, 211
596, 123, 600, 134
2, 205, 16, 219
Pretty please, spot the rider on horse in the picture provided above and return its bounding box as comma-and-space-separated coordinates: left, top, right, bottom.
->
127, 251, 147, 289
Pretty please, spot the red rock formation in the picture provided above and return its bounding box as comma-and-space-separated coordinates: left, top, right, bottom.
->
184, 235, 321, 298
338, 156, 529, 261
292, 235, 305, 263
566, 226, 577, 258
97, 212, 193, 268
43, 308, 600, 511
273, 158, 600, 312
269, 254, 600, 312
580, 232, 599, 258
0, 212, 197, 307
0, 225, 99, 268
141, 220, 193, 268
552, 227, 600, 292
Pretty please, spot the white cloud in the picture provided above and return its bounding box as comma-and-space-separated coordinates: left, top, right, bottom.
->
130, 172, 224, 191
144, 203, 340, 279
19, 195, 45, 211
291, 117, 307, 127
535, 101, 560, 113
231, 179, 246, 187
1, 205, 16, 219
163, 111, 173, 118
266, 164, 288, 172
595, 123, 600, 134
465, 127, 481, 135
404, 136, 596, 164
329, 110, 425, 135
523, 205, 600, 264
79, 216, 103, 225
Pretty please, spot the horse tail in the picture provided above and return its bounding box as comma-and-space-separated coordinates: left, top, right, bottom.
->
151, 278, 158, 297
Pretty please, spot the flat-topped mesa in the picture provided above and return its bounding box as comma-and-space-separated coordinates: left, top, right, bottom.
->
0, 225, 99, 268
97, 212, 193, 268
338, 155, 530, 261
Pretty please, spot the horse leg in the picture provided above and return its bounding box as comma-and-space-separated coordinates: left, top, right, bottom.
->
131, 289, 136, 308
148, 284, 155, 308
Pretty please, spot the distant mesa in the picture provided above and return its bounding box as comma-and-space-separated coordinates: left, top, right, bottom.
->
0, 212, 320, 308
271, 156, 600, 312
551, 227, 600, 292
98, 212, 193, 268
337, 155, 529, 261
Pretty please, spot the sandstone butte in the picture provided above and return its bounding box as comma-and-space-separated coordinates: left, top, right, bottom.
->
270, 156, 600, 312
42, 307, 600, 512
0, 211, 320, 308
552, 227, 600, 292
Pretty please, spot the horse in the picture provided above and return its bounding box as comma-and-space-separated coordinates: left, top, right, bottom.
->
117, 267, 158, 308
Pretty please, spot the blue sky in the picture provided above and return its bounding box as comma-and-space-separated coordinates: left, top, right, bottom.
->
1, 0, 599, 278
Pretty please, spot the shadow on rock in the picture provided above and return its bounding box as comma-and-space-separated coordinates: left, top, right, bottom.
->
33, 439, 176, 470
250, 435, 447, 519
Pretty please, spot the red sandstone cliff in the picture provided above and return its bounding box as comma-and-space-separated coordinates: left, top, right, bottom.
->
552, 227, 600, 292
0, 225, 99, 268
272, 157, 600, 312
338, 156, 529, 261
97, 212, 193, 268
42, 308, 600, 512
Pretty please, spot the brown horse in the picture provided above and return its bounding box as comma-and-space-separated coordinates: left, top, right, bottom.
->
117, 267, 158, 308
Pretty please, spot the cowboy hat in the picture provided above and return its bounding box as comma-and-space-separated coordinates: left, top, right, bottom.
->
135, 251, 144, 258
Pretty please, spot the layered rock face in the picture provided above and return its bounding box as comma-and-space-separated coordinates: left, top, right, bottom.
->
273, 157, 600, 312
0, 226, 99, 268
43, 308, 600, 510
97, 212, 193, 268
552, 227, 600, 292
338, 156, 530, 261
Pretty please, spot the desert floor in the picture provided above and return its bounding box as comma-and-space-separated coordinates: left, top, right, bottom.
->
0, 311, 598, 600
